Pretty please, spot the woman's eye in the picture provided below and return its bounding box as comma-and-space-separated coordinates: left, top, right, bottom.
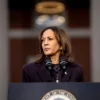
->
49, 38, 53, 40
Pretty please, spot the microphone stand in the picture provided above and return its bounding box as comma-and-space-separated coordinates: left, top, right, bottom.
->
54, 67, 60, 83
56, 72, 59, 83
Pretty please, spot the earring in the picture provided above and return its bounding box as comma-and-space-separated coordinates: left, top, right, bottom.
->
60, 47, 62, 51
60, 47, 64, 55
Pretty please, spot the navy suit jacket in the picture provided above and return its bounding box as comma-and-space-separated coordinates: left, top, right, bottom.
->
22, 61, 84, 82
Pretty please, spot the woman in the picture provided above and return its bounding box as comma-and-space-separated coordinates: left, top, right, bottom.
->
22, 26, 84, 82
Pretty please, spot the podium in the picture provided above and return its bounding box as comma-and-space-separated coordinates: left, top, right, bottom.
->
8, 83, 100, 100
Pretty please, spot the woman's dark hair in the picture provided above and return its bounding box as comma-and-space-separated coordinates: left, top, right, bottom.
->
35, 26, 74, 63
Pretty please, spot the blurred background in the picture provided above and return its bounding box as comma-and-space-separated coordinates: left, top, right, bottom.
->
9, 0, 90, 82
1, 0, 100, 99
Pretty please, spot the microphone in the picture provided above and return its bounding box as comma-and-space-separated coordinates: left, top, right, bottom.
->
45, 56, 53, 71
60, 56, 68, 75
45, 56, 59, 83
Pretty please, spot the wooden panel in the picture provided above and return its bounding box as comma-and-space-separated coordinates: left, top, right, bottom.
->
9, 38, 39, 82
71, 37, 90, 81
10, 39, 25, 82
23, 38, 40, 63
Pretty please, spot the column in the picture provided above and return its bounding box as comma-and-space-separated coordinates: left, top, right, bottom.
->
91, 0, 100, 81
0, 0, 9, 100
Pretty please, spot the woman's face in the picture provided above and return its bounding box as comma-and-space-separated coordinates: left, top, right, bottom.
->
41, 29, 61, 56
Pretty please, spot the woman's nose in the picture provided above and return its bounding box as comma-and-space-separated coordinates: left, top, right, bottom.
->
44, 39, 49, 45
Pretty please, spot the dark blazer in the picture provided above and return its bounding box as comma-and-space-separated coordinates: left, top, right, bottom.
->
22, 61, 84, 82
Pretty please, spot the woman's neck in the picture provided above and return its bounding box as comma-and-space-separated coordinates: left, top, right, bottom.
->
50, 55, 59, 64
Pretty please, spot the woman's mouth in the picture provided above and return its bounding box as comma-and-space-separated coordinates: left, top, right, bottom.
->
44, 48, 50, 51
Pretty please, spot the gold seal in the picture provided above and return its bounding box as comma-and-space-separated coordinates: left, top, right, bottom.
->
42, 89, 76, 100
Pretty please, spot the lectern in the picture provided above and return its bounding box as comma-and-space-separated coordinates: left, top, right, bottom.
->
8, 83, 100, 100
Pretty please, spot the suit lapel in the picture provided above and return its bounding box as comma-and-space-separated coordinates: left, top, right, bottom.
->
62, 66, 72, 82
36, 62, 53, 82
36, 62, 72, 82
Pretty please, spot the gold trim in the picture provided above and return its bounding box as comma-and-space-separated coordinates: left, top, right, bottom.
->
35, 1, 65, 14
41, 89, 76, 100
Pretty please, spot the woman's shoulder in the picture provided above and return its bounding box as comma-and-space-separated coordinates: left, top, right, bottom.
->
68, 62, 83, 70
70, 62, 83, 67
23, 62, 41, 71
